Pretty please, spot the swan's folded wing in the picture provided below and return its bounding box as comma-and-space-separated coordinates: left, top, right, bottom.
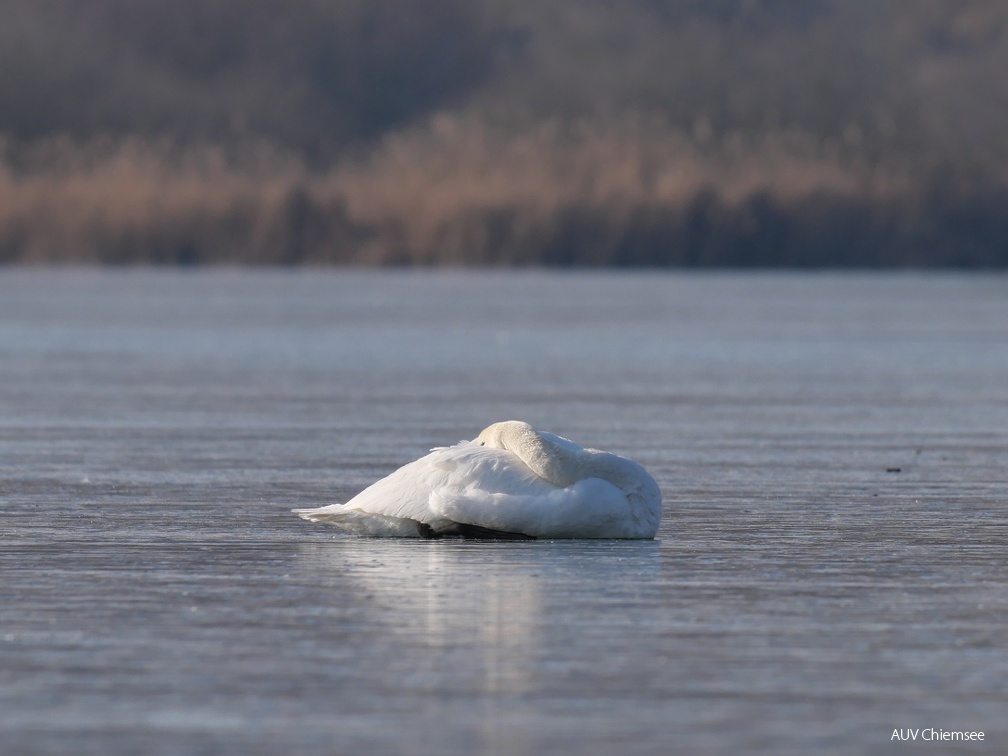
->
294, 443, 542, 532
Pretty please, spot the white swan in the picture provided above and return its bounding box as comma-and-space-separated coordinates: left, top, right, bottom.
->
293, 421, 662, 539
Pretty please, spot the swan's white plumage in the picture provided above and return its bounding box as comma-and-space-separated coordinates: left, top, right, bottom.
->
293, 421, 662, 539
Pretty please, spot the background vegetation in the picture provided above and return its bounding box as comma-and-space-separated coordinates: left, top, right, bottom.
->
2, 0, 1007, 265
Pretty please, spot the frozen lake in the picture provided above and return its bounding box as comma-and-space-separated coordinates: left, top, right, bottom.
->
1, 270, 1006, 754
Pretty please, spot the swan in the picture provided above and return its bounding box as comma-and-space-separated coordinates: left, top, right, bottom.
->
292, 421, 662, 539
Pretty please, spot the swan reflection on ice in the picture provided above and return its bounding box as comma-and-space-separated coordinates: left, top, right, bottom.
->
294, 537, 661, 754
294, 421, 662, 539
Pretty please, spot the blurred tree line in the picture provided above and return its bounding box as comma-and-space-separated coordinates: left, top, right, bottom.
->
1, 0, 1006, 265
0, 0, 497, 153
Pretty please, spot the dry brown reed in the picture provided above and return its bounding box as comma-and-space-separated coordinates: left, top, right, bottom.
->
2, 117, 1006, 266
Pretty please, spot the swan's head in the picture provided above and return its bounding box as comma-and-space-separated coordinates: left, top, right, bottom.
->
475, 421, 585, 487
475, 420, 534, 450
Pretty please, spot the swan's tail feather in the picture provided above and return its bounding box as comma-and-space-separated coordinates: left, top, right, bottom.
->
292, 506, 424, 537
292, 505, 535, 540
